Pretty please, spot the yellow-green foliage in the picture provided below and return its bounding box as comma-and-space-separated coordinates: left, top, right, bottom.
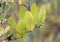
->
30, 3, 38, 24
8, 3, 46, 38
19, 6, 27, 19
24, 11, 35, 31
38, 5, 46, 25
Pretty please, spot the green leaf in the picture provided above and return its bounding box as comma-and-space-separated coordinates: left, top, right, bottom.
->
16, 20, 26, 35
8, 17, 16, 28
30, 3, 38, 24
38, 5, 46, 24
8, 17, 17, 36
24, 11, 35, 31
19, 6, 26, 19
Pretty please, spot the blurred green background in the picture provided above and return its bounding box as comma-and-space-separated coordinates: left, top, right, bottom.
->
0, 0, 60, 42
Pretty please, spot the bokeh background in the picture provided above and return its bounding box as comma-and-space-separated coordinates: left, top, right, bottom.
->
0, 0, 60, 42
